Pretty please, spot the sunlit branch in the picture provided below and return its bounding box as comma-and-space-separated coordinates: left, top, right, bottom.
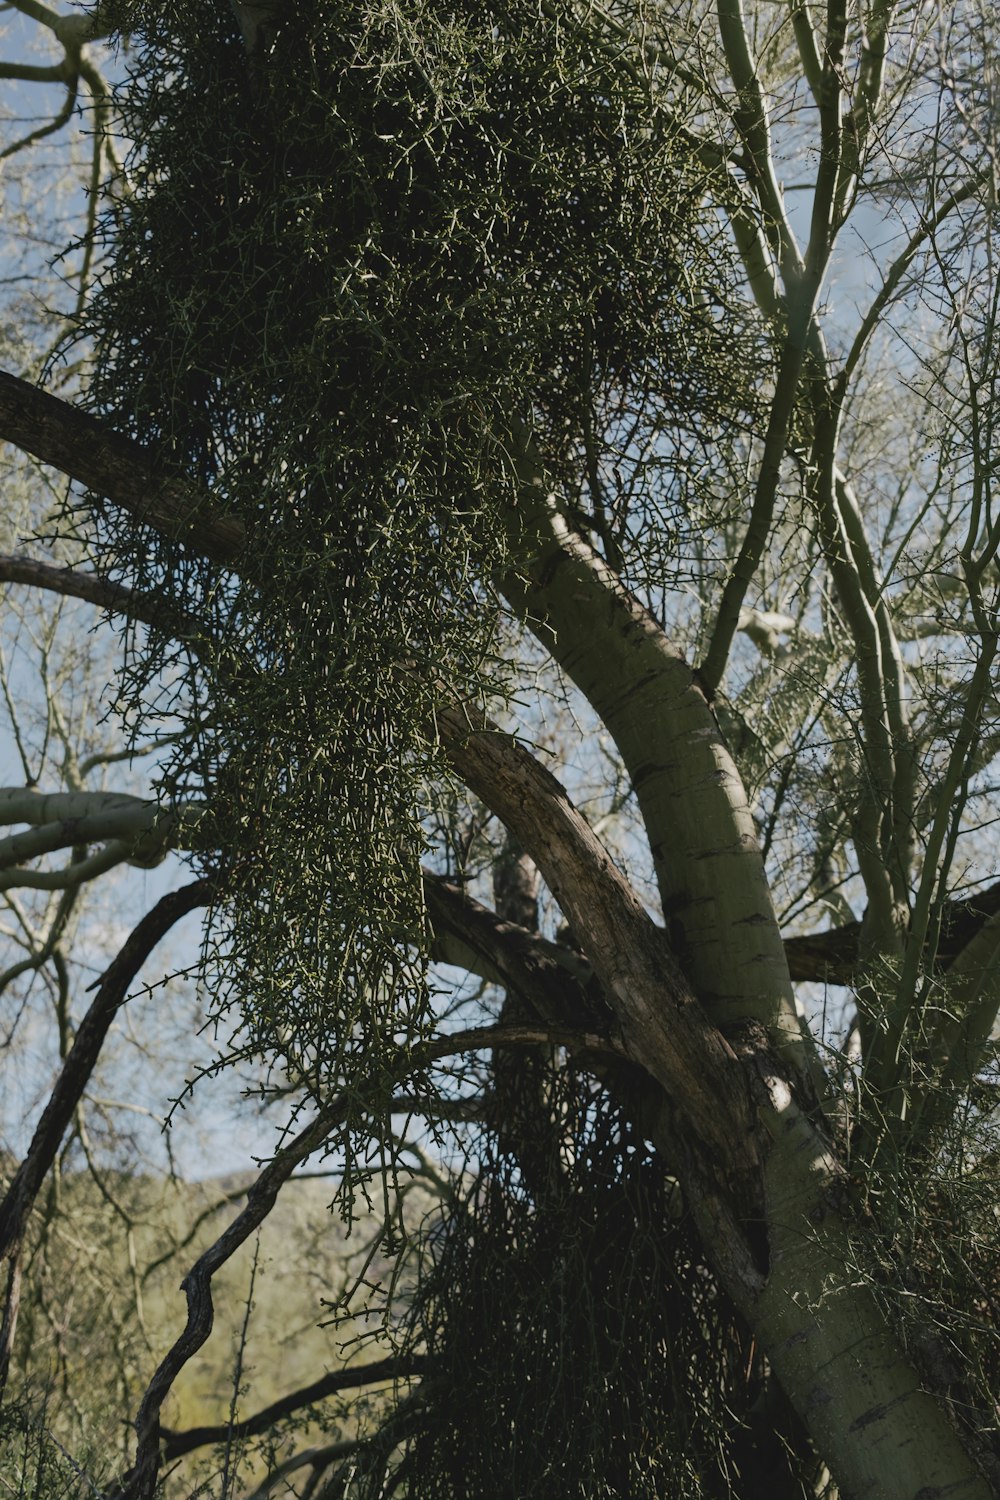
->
833, 470, 915, 898
806, 429, 900, 945
435, 700, 763, 1184
5, 0, 114, 46
0, 838, 150, 891
701, 0, 849, 693
715, 0, 803, 286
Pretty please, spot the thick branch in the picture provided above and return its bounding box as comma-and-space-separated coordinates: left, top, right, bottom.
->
0, 370, 245, 564
502, 429, 808, 1073
782, 876, 1000, 984
0, 790, 206, 888
427, 865, 864, 1004
436, 702, 762, 1200
424, 869, 598, 1014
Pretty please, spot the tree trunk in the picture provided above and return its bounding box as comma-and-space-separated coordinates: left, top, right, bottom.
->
439, 695, 993, 1499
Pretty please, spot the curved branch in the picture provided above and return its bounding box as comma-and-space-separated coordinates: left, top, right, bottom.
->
502, 426, 807, 1072
159, 1353, 427, 1461
0, 879, 214, 1395
0, 795, 203, 872
110, 1019, 622, 1500
243, 1439, 360, 1500
435, 701, 762, 1193
0, 552, 161, 618
0, 71, 77, 161
715, 0, 803, 286
838, 174, 990, 398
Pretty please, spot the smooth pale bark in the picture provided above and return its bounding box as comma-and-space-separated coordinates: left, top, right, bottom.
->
437, 704, 994, 1500
742, 1064, 992, 1500
502, 442, 810, 1072
0, 789, 204, 884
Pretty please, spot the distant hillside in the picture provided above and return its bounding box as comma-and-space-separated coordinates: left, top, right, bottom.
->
6, 1164, 439, 1497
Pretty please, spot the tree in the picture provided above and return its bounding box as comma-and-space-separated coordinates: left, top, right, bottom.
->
1, 0, 999, 1496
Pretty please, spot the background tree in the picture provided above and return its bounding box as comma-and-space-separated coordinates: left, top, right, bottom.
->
1, 0, 1000, 1497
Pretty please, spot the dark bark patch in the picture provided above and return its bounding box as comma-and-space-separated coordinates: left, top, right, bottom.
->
848, 1389, 912, 1431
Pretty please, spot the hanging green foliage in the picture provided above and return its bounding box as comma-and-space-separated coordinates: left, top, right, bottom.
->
390, 1073, 813, 1499
74, 0, 752, 1140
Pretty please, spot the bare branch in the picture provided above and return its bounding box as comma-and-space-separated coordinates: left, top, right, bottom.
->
110, 1020, 622, 1500
159, 1353, 427, 1461
424, 868, 598, 1016
839, 174, 990, 396
715, 0, 803, 285
0, 370, 245, 564
435, 700, 762, 1191
0, 791, 203, 878
0, 880, 214, 1395
502, 424, 809, 1074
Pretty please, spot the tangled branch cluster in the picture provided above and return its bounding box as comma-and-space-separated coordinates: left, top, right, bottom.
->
391, 1072, 809, 1500
74, 0, 750, 1148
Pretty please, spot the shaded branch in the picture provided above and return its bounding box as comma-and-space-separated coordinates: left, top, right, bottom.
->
0, 369, 245, 564
782, 876, 1000, 984
0, 880, 214, 1396
111, 1020, 622, 1500
0, 553, 205, 641
435, 701, 762, 1201
243, 1439, 360, 1500
424, 869, 599, 1018
159, 1353, 428, 1461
